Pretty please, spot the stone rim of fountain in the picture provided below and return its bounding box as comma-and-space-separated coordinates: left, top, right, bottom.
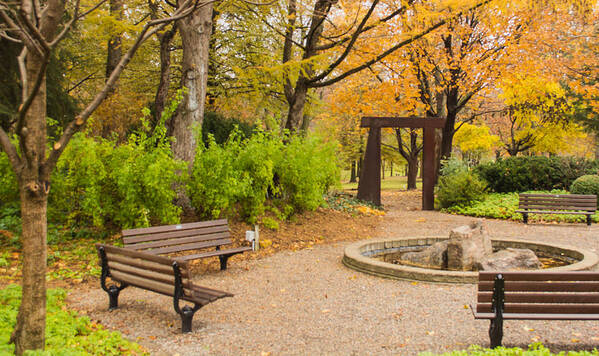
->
342, 237, 599, 284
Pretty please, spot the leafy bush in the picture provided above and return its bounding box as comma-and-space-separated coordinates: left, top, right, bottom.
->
570, 175, 599, 197
274, 135, 340, 212
0, 285, 145, 355
190, 131, 340, 223
50, 123, 185, 230
476, 156, 598, 193
190, 130, 279, 222
202, 111, 256, 145
420, 343, 598, 355
436, 159, 487, 209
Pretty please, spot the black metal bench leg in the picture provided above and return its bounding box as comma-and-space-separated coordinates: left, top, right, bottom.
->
523, 213, 528, 224
489, 317, 503, 348
219, 255, 231, 270
108, 285, 121, 310
587, 214, 592, 226
180, 306, 196, 333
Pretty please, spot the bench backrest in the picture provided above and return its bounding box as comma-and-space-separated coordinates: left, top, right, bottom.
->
96, 243, 193, 296
519, 193, 597, 212
477, 271, 599, 316
122, 219, 231, 254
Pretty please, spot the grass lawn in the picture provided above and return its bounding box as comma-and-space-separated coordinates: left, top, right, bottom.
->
341, 174, 422, 191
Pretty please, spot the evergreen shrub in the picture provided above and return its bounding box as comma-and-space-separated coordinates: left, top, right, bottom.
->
570, 175, 599, 197
436, 159, 487, 209
475, 156, 598, 193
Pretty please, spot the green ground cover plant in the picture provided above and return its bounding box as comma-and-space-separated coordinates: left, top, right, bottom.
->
442, 190, 599, 223
420, 344, 598, 356
0, 285, 145, 355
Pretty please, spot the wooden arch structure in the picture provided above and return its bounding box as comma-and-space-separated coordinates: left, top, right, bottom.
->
357, 117, 446, 210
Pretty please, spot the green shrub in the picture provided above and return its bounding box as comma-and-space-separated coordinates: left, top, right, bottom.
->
190, 131, 340, 222
570, 175, 599, 197
190, 130, 280, 222
50, 129, 184, 230
476, 156, 598, 193
274, 135, 340, 213
436, 159, 487, 209
420, 343, 598, 355
0, 285, 145, 355
202, 111, 256, 145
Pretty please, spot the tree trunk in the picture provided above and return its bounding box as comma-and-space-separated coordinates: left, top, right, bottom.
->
154, 25, 177, 124
105, 0, 123, 80
349, 161, 357, 183
169, 2, 213, 164
12, 184, 48, 355
381, 160, 385, 180
284, 81, 308, 133
10, 54, 49, 355
407, 158, 418, 190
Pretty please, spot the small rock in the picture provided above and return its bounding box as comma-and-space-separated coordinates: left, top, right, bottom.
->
481, 248, 542, 270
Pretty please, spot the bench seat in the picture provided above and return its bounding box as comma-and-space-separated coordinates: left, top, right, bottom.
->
516, 193, 596, 225
122, 219, 252, 270
473, 271, 599, 347
96, 243, 233, 333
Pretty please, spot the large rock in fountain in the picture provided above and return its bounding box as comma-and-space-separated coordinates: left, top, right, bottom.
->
481, 248, 542, 270
446, 220, 493, 271
399, 241, 448, 269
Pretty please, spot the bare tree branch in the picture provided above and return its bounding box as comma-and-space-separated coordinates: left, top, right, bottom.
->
0, 126, 21, 170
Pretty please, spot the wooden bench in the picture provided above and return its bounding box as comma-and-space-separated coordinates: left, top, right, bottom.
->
122, 219, 252, 270
96, 243, 233, 333
473, 271, 599, 348
516, 193, 596, 225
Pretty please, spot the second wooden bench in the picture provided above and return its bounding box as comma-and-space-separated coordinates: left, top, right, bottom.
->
473, 271, 599, 347
516, 193, 596, 225
122, 219, 252, 270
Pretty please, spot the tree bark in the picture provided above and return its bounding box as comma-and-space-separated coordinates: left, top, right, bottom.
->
169, 2, 213, 164
105, 0, 123, 81
349, 161, 357, 183
154, 25, 177, 124
10, 53, 50, 356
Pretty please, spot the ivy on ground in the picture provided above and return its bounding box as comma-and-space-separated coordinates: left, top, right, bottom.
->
0, 285, 145, 355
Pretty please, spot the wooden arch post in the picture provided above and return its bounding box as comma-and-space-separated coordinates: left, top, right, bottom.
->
356, 117, 446, 210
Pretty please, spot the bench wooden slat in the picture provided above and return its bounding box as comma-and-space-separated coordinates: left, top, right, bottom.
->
473, 312, 599, 320
175, 246, 253, 261
122, 219, 228, 236
191, 285, 234, 301
476, 303, 599, 314
478, 271, 599, 281
516, 210, 592, 215
107, 261, 196, 289
477, 291, 599, 304
123, 226, 230, 244
103, 253, 189, 277
100, 243, 178, 265
139, 238, 232, 255
126, 233, 230, 251
520, 193, 595, 197
479, 281, 599, 292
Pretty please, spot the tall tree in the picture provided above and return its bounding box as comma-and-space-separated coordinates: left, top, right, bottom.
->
0, 0, 197, 353
168, 2, 213, 165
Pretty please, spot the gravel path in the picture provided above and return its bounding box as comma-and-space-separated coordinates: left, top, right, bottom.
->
69, 192, 599, 355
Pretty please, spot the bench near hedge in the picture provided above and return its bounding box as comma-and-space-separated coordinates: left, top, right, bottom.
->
122, 219, 252, 270
96, 243, 233, 333
473, 271, 599, 348
516, 193, 597, 225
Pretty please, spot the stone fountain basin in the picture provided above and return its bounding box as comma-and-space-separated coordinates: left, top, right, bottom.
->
343, 237, 599, 284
